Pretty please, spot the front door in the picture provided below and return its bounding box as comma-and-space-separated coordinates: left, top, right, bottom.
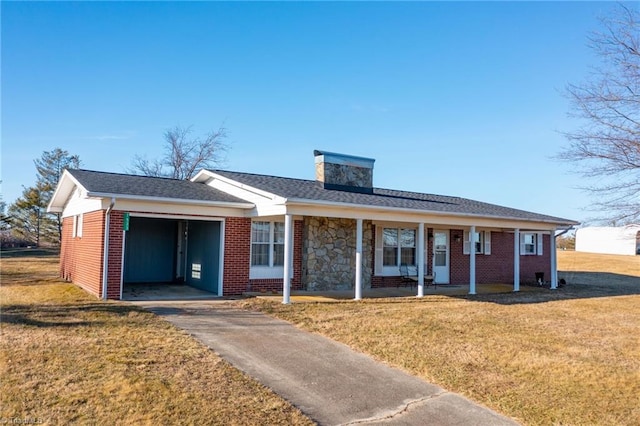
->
432, 230, 450, 284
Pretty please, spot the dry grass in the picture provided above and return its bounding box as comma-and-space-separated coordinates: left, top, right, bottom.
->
244, 251, 640, 425
558, 250, 640, 276
558, 251, 640, 288
0, 252, 313, 426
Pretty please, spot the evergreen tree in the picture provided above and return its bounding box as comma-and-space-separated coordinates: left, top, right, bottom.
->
8, 148, 81, 246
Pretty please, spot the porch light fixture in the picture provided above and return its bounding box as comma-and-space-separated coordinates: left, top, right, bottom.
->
454, 233, 462, 243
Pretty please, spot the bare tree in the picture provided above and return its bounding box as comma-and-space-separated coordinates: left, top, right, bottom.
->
131, 125, 229, 180
559, 4, 640, 223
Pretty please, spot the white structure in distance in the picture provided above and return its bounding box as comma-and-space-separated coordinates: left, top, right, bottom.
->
575, 225, 640, 256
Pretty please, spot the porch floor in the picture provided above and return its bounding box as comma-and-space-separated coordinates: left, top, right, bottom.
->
246, 283, 546, 302
122, 283, 221, 301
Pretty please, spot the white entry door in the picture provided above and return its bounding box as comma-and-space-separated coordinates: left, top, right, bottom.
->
432, 230, 450, 284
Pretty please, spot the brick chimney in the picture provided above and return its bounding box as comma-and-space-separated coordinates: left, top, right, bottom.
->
314, 150, 375, 193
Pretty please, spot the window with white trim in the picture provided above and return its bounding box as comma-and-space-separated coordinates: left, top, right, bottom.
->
520, 232, 543, 256
383, 228, 416, 266
72, 214, 83, 238
251, 221, 285, 267
463, 230, 491, 255
522, 233, 536, 254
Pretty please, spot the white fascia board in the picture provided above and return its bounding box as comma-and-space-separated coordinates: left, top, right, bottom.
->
48, 170, 85, 213
86, 192, 253, 209
191, 169, 214, 182
193, 170, 286, 204
284, 199, 572, 230
246, 204, 288, 217
109, 198, 248, 218
128, 212, 226, 221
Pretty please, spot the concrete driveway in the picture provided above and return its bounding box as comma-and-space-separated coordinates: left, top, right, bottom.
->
133, 300, 519, 426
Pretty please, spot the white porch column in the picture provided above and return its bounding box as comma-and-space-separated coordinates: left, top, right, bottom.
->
417, 222, 425, 297
469, 225, 476, 295
513, 228, 520, 292
355, 219, 363, 300
550, 232, 558, 290
282, 214, 293, 304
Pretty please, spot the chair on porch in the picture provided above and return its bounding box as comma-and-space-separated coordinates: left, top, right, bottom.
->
399, 264, 436, 289
399, 264, 415, 288
424, 271, 436, 289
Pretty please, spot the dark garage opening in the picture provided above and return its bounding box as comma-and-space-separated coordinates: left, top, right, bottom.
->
122, 216, 221, 299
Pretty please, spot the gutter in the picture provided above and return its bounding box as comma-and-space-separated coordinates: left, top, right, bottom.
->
102, 198, 116, 300
285, 198, 579, 227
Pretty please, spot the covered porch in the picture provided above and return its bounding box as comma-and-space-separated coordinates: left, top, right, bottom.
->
250, 283, 551, 303
277, 211, 565, 304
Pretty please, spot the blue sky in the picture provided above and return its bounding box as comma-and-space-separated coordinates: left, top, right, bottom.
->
1, 2, 626, 224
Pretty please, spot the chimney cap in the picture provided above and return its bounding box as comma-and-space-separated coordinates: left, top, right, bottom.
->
313, 150, 375, 169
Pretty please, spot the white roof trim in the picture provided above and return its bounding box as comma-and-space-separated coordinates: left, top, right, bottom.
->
85, 191, 254, 209
284, 197, 578, 227
48, 170, 86, 213
193, 170, 287, 204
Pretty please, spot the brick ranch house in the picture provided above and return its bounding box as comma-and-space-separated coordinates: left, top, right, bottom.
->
48, 150, 578, 302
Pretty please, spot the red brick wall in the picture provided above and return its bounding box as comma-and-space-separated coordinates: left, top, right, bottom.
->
372, 276, 405, 287
519, 234, 552, 284
59, 211, 105, 298
106, 211, 125, 299
223, 217, 251, 295
450, 230, 551, 285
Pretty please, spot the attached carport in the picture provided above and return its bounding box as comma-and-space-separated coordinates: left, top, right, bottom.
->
122, 215, 223, 297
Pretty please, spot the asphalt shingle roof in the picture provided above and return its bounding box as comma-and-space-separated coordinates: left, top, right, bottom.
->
211, 170, 577, 225
68, 169, 248, 204
66, 168, 576, 225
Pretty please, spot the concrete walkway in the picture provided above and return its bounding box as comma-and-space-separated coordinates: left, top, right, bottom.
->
134, 300, 519, 426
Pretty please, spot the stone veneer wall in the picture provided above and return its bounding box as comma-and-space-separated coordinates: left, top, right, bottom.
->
302, 217, 373, 291
316, 162, 373, 188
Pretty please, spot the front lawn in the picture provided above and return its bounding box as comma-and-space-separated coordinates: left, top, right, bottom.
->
245, 251, 640, 425
0, 253, 313, 425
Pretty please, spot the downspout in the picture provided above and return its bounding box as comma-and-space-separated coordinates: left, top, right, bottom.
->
102, 198, 116, 300
555, 226, 574, 239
